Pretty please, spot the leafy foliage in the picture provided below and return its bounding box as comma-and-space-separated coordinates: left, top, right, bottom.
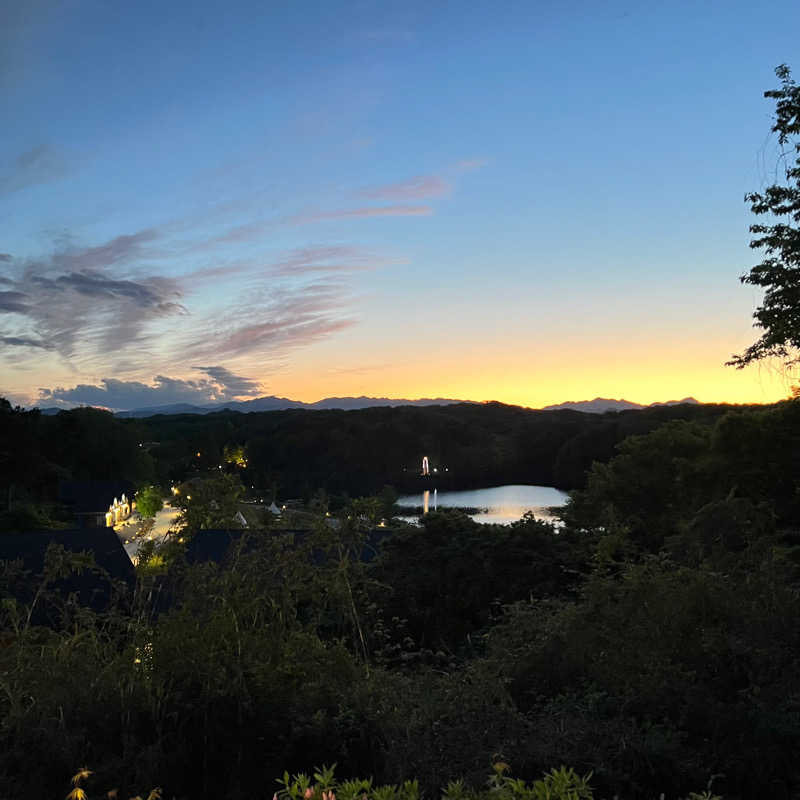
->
174, 473, 245, 532
277, 764, 595, 800
369, 510, 590, 652
730, 65, 800, 367
135, 485, 164, 518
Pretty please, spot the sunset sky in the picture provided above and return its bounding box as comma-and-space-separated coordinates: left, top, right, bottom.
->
2, 0, 799, 410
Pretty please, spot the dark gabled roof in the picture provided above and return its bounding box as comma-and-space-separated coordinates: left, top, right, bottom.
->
184, 529, 283, 565
0, 528, 134, 579
0, 529, 135, 616
59, 480, 136, 514
184, 527, 395, 567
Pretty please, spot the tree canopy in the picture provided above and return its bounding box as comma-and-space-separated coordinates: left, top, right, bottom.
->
730, 65, 800, 368
134, 484, 163, 518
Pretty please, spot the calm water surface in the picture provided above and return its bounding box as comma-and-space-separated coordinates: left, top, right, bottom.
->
397, 484, 568, 525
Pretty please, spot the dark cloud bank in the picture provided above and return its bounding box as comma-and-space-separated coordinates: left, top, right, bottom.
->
0, 230, 184, 363
39, 366, 261, 410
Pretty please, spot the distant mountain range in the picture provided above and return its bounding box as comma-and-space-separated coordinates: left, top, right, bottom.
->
34, 394, 701, 418
112, 395, 468, 418
541, 397, 700, 413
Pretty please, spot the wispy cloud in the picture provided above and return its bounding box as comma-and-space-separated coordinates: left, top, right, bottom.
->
1, 228, 374, 379
360, 175, 450, 201
192, 204, 431, 250
0, 291, 30, 313
187, 280, 356, 361
0, 144, 69, 195
181, 261, 254, 281
209, 219, 277, 246
270, 244, 388, 276
208, 315, 355, 360
31, 271, 180, 309
0, 334, 52, 349
290, 205, 432, 224
355, 161, 486, 206
3, 153, 446, 386
38, 365, 262, 410
48, 229, 159, 271
1, 229, 183, 361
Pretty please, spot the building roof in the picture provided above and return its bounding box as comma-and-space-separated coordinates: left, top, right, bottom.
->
184, 527, 394, 566
0, 528, 136, 619
184, 529, 277, 565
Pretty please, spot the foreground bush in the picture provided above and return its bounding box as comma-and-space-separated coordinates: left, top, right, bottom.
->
63, 762, 722, 800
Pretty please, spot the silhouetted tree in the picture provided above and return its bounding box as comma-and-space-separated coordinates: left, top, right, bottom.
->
730, 65, 800, 368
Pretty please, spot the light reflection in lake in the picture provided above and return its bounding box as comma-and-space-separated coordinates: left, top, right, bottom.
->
398, 484, 568, 525
422, 488, 438, 514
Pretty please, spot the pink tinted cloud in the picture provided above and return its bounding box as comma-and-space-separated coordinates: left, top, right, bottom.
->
211, 219, 274, 245
193, 204, 430, 249
270, 244, 388, 276
181, 260, 253, 281
185, 280, 358, 361
361, 175, 450, 201
3, 229, 183, 362
213, 316, 355, 358
289, 205, 432, 225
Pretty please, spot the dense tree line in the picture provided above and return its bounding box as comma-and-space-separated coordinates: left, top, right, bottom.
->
0, 400, 155, 530
0, 396, 735, 529
140, 400, 734, 498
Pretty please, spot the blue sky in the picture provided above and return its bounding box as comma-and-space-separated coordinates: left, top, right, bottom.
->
2, 0, 799, 409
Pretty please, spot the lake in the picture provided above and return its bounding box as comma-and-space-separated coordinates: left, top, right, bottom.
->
396, 484, 569, 525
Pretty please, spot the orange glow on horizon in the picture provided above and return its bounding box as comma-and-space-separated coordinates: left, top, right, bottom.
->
5, 327, 795, 411
256, 365, 790, 410
259, 336, 794, 410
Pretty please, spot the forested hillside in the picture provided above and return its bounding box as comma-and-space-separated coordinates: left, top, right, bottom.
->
142, 400, 737, 495
1, 396, 739, 526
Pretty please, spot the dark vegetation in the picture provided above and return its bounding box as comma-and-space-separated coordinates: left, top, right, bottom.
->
0, 393, 742, 526
2, 395, 800, 799
729, 64, 800, 367
2, 66, 800, 799
145, 400, 743, 496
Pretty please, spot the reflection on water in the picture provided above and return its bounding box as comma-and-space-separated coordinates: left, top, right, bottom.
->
422, 488, 438, 514
398, 484, 568, 525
